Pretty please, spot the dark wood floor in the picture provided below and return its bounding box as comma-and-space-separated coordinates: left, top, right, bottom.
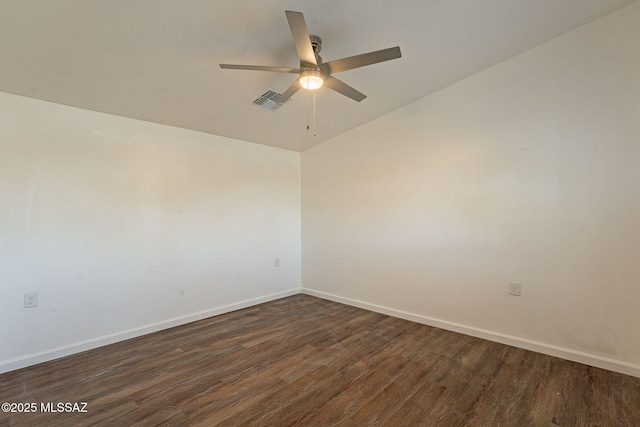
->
1, 294, 638, 426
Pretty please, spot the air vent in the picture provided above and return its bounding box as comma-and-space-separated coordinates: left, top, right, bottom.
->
251, 89, 291, 111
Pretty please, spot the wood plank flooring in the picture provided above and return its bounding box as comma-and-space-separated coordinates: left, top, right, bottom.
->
1, 294, 638, 426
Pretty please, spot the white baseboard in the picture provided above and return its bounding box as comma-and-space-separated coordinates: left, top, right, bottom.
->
0, 288, 300, 374
302, 288, 640, 378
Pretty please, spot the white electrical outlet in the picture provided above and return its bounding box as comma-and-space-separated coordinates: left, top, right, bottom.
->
274, 258, 281, 267
509, 282, 521, 296
24, 292, 38, 308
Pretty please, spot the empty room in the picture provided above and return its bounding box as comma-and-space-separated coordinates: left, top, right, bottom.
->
1, 1, 639, 425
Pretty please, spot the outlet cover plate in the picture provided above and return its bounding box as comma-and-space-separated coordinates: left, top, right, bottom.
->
509, 282, 521, 296
24, 292, 38, 308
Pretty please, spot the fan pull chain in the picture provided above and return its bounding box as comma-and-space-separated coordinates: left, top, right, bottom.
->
305, 89, 317, 138
313, 90, 317, 139
306, 89, 310, 132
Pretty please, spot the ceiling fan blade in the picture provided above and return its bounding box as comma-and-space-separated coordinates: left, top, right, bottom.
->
220, 64, 300, 73
323, 76, 366, 102
275, 79, 301, 103
320, 46, 401, 75
285, 10, 318, 68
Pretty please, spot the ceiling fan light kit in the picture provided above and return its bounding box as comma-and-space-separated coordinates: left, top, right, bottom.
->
299, 70, 323, 90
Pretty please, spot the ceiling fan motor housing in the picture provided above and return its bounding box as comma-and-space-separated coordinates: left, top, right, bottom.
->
310, 35, 322, 54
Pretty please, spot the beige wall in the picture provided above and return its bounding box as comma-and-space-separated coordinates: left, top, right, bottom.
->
302, 3, 640, 376
0, 93, 301, 372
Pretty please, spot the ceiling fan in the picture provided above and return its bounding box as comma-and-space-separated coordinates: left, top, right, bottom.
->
220, 10, 402, 104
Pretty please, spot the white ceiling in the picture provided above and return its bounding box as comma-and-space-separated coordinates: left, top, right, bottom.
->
0, 0, 635, 152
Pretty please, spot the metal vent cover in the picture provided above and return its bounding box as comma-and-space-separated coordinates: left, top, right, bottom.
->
251, 89, 291, 111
